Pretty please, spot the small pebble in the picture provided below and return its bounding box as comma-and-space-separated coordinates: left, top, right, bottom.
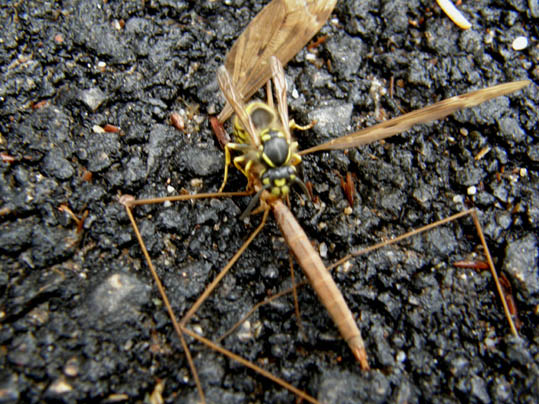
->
92, 125, 105, 134
63, 358, 79, 377
512, 36, 528, 51
190, 178, 203, 188
48, 378, 73, 394
305, 52, 317, 62
192, 324, 203, 336
453, 194, 464, 204
319, 242, 328, 258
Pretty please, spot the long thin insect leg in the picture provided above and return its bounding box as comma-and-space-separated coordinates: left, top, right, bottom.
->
273, 200, 369, 369
285, 194, 303, 332
123, 202, 205, 404
180, 207, 270, 327
125, 191, 253, 207
288, 252, 304, 332
124, 195, 320, 403
182, 328, 320, 404
220, 209, 518, 347
330, 209, 517, 336
469, 210, 518, 336
217, 286, 303, 343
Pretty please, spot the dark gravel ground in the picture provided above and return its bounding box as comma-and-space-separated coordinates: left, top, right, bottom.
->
1, 1, 538, 403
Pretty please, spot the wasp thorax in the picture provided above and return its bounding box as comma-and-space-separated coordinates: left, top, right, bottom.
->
261, 130, 290, 167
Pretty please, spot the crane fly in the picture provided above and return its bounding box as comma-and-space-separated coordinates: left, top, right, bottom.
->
122, 55, 529, 403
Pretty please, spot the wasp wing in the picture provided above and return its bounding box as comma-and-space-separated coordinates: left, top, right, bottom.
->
300, 81, 530, 155
217, 65, 260, 148
270, 56, 292, 142
218, 0, 337, 122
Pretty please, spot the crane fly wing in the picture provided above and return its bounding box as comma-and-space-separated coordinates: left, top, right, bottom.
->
217, 65, 260, 148
300, 80, 530, 155
218, 0, 337, 122
270, 56, 291, 142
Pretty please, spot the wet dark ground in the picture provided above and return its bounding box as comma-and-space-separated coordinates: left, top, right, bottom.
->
1, 0, 538, 403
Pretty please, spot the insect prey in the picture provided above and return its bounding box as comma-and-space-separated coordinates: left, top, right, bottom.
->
216, 55, 528, 369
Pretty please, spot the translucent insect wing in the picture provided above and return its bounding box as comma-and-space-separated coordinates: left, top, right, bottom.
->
217, 65, 261, 148
218, 0, 337, 122
270, 56, 292, 142
299, 80, 530, 155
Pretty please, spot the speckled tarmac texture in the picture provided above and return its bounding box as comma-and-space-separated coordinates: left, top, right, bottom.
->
0, 1, 537, 403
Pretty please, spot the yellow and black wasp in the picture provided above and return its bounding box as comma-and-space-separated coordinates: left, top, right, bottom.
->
217, 57, 314, 218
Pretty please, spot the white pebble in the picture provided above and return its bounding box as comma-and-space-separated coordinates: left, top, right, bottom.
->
467, 186, 477, 196
92, 125, 105, 133
305, 52, 317, 62
319, 242, 328, 258
192, 324, 203, 336
512, 36, 528, 51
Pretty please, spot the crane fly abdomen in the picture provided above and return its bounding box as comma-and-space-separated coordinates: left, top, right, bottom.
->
272, 199, 370, 370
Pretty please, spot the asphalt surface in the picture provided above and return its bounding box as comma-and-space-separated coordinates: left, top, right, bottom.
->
0, 1, 537, 403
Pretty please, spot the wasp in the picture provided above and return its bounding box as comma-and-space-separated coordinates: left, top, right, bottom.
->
217, 58, 313, 218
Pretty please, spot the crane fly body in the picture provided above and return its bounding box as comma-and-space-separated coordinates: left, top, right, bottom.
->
215, 55, 528, 371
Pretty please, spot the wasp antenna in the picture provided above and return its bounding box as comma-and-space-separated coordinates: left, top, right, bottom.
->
240, 185, 271, 220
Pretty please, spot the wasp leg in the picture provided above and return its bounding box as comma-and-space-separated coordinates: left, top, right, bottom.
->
289, 151, 302, 167
232, 154, 249, 178
219, 142, 251, 193
289, 119, 316, 132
